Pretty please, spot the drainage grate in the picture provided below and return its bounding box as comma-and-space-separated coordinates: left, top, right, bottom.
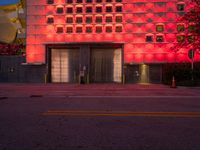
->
30, 95, 43, 98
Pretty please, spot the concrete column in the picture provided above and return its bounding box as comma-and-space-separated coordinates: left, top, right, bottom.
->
79, 45, 90, 83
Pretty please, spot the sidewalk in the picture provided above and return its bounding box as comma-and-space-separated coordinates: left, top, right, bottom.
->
0, 83, 200, 98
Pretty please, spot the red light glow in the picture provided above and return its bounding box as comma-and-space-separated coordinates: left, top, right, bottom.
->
26, 0, 200, 64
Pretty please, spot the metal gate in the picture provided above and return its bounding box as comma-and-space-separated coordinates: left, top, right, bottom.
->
90, 48, 122, 83
51, 49, 79, 83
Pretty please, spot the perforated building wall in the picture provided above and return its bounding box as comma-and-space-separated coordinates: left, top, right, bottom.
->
26, 0, 200, 64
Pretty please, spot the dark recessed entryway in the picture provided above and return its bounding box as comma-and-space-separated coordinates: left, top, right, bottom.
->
47, 43, 123, 83
124, 64, 162, 84
90, 48, 122, 83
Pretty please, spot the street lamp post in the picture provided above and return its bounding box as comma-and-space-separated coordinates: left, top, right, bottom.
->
188, 49, 194, 82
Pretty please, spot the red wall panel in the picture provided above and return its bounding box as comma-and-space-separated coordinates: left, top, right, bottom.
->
26, 0, 199, 64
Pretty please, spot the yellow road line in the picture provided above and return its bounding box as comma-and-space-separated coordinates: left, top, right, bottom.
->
42, 110, 200, 118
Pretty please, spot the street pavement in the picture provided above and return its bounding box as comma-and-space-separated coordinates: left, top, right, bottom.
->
0, 83, 200, 150
0, 83, 200, 97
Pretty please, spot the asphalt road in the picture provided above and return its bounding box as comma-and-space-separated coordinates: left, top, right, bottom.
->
0, 95, 200, 150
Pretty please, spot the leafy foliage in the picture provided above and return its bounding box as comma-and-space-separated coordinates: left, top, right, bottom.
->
173, 0, 200, 54
0, 44, 25, 55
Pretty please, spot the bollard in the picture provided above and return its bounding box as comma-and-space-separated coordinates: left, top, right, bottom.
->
44, 74, 47, 84
87, 74, 89, 84
79, 75, 81, 84
122, 74, 125, 84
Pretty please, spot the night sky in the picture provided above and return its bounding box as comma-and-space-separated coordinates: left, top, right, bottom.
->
0, 0, 19, 5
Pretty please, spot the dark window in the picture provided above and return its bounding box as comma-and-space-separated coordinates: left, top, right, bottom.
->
116, 0, 122, 2
116, 6, 122, 12
177, 24, 185, 32
86, 17, 92, 23
177, 35, 185, 42
66, 17, 73, 23
47, 0, 54, 4
66, 7, 73, 13
96, 16, 102, 23
156, 35, 164, 42
116, 16, 122, 22
106, 26, 112, 32
188, 36, 195, 43
57, 27, 63, 33
96, 0, 102, 3
57, 7, 64, 14
76, 17, 83, 23
66, 0, 73, 3
47, 17, 54, 24
156, 25, 164, 32
177, 4, 184, 11
76, 0, 82, 3
146, 36, 153, 42
86, 0, 92, 3
96, 26, 102, 33
66, 27, 73, 33
106, 0, 112, 2
96, 7, 102, 13
76, 27, 82, 33
86, 7, 92, 13
106, 16, 112, 22
76, 7, 82, 13
115, 26, 122, 32
106, 6, 112, 12
86, 26, 92, 33
188, 25, 195, 33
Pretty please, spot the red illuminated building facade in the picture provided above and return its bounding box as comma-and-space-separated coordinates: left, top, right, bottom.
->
26, 0, 199, 83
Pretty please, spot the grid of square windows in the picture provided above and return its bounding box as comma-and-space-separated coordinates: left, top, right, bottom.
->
86, 16, 93, 23
156, 35, 164, 42
76, 17, 83, 23
55, 25, 123, 33
46, 1, 123, 34
146, 35, 153, 42
96, 26, 102, 33
51, 16, 123, 33
96, 16, 102, 23
177, 24, 185, 32
177, 3, 185, 11
66, 17, 73, 23
66, 27, 73, 33
56, 27, 64, 33
86, 0, 92, 3
47, 17, 54, 24
86, 26, 92, 33
54, 6, 123, 14
57, 7, 64, 14
47, 0, 54, 4
156, 25, 164, 32
115, 26, 122, 32
66, 0, 73, 3
86, 7, 92, 13
47, 0, 122, 4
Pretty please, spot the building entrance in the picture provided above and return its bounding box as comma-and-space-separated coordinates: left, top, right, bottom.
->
125, 64, 162, 84
48, 44, 123, 83
51, 49, 79, 83
90, 48, 122, 83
